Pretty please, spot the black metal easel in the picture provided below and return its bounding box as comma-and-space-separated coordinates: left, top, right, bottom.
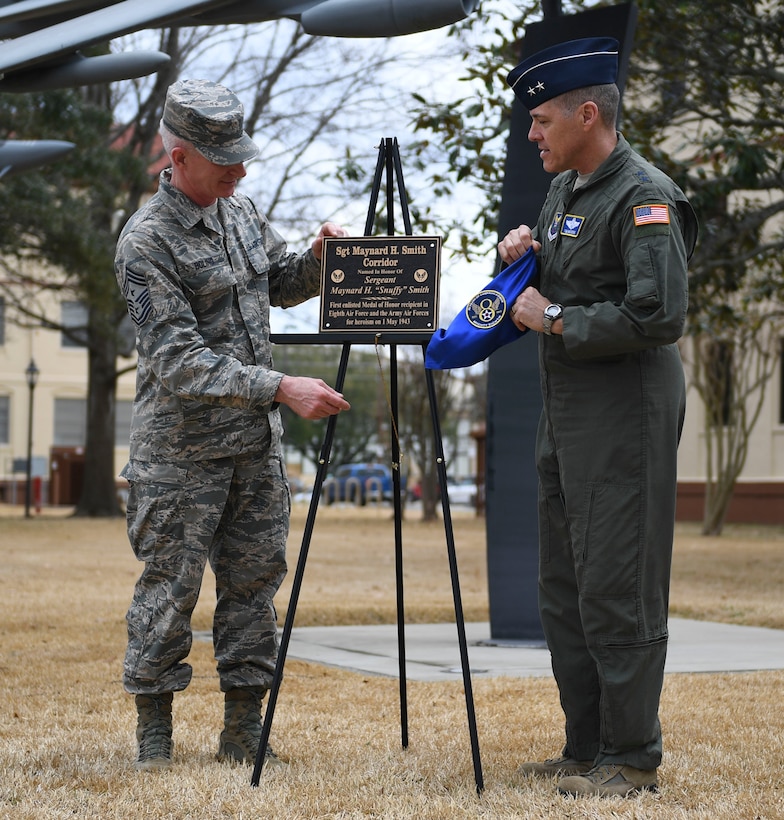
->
251, 138, 484, 794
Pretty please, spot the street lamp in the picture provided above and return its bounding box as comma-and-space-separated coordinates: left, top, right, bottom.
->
24, 358, 39, 518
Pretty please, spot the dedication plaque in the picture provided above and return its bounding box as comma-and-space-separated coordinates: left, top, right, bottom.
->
319, 236, 441, 334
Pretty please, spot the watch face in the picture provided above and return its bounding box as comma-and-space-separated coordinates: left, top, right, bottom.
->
545, 304, 562, 319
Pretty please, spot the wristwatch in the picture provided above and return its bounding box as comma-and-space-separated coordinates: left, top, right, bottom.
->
542, 303, 563, 335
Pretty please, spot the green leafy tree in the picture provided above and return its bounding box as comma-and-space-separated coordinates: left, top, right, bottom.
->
0, 76, 150, 517
273, 343, 389, 469
408, 0, 588, 261
409, 0, 784, 535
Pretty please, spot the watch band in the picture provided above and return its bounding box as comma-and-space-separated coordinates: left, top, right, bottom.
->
542, 303, 563, 336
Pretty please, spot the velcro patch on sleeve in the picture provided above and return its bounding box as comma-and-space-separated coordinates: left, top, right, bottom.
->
633, 203, 670, 226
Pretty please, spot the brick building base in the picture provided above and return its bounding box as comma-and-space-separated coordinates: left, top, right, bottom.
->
677, 482, 784, 525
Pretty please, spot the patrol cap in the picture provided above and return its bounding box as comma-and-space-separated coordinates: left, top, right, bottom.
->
161, 79, 259, 165
507, 37, 619, 110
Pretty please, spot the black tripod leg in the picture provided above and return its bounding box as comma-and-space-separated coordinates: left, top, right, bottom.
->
364, 140, 386, 236
384, 137, 395, 236
388, 344, 408, 748
251, 342, 353, 787
423, 349, 485, 794
391, 138, 413, 236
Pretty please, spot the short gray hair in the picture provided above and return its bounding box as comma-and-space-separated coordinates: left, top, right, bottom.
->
159, 121, 192, 158
557, 83, 620, 127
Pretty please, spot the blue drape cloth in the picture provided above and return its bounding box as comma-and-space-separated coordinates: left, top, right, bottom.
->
425, 248, 539, 370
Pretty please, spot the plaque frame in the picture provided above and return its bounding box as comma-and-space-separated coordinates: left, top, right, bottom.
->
319, 234, 440, 335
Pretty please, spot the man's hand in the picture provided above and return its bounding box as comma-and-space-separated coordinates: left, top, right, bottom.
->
510, 286, 563, 335
275, 375, 351, 420
312, 222, 348, 260
498, 224, 542, 264
499, 225, 558, 334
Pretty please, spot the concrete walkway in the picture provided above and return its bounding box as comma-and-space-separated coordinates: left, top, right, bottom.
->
286, 617, 784, 682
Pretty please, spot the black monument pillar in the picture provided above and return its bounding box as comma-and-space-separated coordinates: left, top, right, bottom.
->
485, 2, 638, 641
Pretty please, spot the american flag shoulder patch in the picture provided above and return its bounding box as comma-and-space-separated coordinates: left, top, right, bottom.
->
633, 203, 670, 226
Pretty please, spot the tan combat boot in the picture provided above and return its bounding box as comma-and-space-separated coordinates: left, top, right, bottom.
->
217, 688, 285, 769
134, 692, 173, 771
558, 763, 658, 797
517, 755, 593, 778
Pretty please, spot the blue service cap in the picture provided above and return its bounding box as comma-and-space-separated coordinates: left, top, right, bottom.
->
507, 37, 619, 110
425, 248, 539, 370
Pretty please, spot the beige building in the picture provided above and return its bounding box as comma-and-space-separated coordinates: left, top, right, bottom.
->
0, 288, 136, 506
676, 335, 784, 524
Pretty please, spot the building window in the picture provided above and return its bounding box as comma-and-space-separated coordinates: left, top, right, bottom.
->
54, 398, 132, 447
0, 396, 8, 444
54, 398, 86, 446
61, 301, 88, 348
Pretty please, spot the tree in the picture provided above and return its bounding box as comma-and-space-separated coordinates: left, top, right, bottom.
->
623, 0, 784, 533
275, 340, 484, 522
0, 22, 419, 516
0, 70, 150, 517
408, 0, 588, 260
396, 351, 455, 521
408, 0, 784, 535
395, 348, 485, 521
272, 343, 391, 469
688, 325, 776, 534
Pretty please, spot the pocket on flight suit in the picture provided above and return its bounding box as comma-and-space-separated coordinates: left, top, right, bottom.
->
580, 481, 641, 598
538, 486, 571, 566
123, 460, 189, 562
627, 242, 664, 309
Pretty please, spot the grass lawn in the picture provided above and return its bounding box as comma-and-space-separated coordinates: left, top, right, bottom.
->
1, 505, 782, 819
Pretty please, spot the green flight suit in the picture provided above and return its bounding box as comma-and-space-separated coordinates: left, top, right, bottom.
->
533, 134, 698, 770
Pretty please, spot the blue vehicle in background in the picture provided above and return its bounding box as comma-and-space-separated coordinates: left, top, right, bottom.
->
322, 462, 406, 505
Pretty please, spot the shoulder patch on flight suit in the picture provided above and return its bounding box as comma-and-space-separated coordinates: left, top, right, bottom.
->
632, 203, 671, 237
633, 204, 670, 226
559, 214, 585, 237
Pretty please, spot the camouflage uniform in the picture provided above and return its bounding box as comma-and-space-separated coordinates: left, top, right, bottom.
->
115, 168, 321, 695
